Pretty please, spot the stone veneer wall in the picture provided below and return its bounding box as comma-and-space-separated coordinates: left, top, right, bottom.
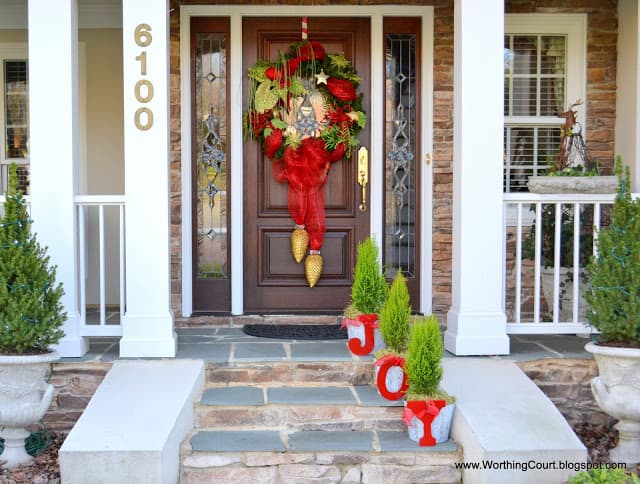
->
44, 362, 112, 432
42, 358, 607, 436
167, 0, 616, 321
517, 358, 610, 428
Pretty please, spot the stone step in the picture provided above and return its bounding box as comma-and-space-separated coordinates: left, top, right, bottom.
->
207, 359, 374, 386
177, 314, 342, 328
181, 429, 462, 484
194, 385, 405, 432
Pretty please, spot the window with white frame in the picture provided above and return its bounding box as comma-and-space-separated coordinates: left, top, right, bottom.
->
504, 14, 586, 192
0, 45, 28, 194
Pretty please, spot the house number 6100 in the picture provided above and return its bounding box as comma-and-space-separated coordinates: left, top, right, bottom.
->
134, 23, 154, 131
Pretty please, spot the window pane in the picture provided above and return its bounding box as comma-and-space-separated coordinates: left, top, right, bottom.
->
4, 60, 28, 159
541, 36, 565, 75
504, 126, 561, 192
384, 32, 417, 278
512, 36, 537, 75
195, 33, 228, 280
512, 78, 536, 116
540, 78, 564, 116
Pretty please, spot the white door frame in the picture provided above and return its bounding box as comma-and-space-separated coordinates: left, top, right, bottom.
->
180, 5, 433, 316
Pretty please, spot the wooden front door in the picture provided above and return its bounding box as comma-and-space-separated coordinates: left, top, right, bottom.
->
243, 17, 371, 313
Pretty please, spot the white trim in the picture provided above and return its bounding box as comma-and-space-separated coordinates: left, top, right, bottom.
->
421, 11, 434, 315
180, 5, 434, 316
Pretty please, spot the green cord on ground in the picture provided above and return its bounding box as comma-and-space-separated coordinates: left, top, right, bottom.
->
0, 421, 51, 457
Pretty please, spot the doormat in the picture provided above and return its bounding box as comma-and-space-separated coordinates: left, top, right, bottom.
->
242, 324, 347, 340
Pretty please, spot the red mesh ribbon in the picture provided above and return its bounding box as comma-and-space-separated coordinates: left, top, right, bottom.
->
326, 77, 357, 102
357, 313, 380, 328
402, 399, 447, 446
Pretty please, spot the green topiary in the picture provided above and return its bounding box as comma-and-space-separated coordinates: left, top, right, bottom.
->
350, 237, 387, 314
405, 314, 448, 401
0, 164, 65, 354
586, 157, 640, 347
378, 271, 411, 354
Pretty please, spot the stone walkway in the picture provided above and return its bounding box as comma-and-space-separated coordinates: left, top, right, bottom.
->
62, 327, 595, 363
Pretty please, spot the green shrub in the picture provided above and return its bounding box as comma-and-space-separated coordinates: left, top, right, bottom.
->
405, 315, 444, 400
378, 271, 411, 354
0, 164, 65, 354
350, 237, 387, 314
586, 158, 640, 346
567, 468, 639, 484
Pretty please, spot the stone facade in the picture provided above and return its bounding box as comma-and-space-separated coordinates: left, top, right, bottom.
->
517, 358, 610, 428
44, 362, 112, 432
167, 0, 617, 321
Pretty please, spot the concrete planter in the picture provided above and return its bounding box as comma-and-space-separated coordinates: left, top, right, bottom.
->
403, 399, 455, 446
0, 351, 59, 468
584, 342, 640, 467
527, 175, 617, 194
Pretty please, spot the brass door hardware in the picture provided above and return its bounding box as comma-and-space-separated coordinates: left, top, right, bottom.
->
358, 147, 368, 212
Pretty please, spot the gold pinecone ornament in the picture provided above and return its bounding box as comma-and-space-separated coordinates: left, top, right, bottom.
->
305, 253, 323, 288
290, 227, 309, 263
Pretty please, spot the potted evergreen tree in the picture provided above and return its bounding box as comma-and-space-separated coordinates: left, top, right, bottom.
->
584, 158, 640, 467
374, 272, 411, 400
341, 237, 387, 356
402, 315, 455, 446
0, 164, 65, 468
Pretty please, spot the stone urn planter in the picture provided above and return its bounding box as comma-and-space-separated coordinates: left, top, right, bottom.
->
527, 175, 617, 194
0, 351, 59, 468
584, 342, 640, 467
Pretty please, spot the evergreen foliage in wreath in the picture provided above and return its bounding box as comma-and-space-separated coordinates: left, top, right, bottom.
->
244, 39, 367, 287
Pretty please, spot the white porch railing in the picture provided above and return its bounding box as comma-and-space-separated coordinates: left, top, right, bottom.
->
75, 195, 125, 337
502, 192, 627, 334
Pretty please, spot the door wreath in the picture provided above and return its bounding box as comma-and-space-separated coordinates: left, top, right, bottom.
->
244, 36, 367, 287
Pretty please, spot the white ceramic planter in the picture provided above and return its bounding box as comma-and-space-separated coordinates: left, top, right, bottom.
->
0, 351, 60, 468
584, 342, 640, 467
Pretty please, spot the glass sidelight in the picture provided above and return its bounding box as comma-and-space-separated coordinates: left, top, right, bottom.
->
383, 19, 420, 284
192, 18, 231, 312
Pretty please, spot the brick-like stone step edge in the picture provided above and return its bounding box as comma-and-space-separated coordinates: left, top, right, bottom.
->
180, 430, 461, 484
177, 314, 342, 328
207, 361, 375, 386
181, 460, 462, 484
194, 405, 405, 432
194, 385, 405, 431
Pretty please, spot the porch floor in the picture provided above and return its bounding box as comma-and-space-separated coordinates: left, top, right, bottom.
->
63, 328, 594, 363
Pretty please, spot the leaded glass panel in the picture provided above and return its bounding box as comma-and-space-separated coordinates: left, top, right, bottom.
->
384, 34, 416, 277
195, 34, 228, 279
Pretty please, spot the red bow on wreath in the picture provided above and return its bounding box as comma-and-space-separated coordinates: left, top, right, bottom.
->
244, 38, 367, 287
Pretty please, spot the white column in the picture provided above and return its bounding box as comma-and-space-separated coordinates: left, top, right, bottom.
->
615, 0, 640, 190
28, 0, 88, 357
120, 0, 176, 357
444, 0, 510, 355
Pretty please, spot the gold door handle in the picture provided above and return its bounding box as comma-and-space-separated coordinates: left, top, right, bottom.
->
358, 147, 368, 212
